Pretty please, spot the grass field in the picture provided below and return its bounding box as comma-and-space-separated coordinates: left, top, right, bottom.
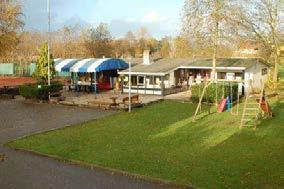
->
7, 93, 284, 188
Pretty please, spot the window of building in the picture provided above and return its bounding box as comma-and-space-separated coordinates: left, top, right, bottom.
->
235, 72, 243, 80
138, 76, 145, 85
131, 76, 137, 86
226, 73, 235, 80
218, 72, 226, 79
154, 76, 161, 84
148, 76, 154, 85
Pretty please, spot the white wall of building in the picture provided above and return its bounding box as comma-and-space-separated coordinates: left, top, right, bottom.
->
244, 63, 269, 92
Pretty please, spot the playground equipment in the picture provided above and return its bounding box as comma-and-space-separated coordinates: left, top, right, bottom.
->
192, 77, 272, 129
240, 80, 272, 129
193, 79, 241, 121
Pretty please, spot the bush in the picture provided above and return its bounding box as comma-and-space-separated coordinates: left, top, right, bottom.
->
191, 82, 239, 103
19, 82, 63, 100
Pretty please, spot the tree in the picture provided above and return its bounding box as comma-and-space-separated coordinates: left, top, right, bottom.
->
84, 23, 113, 58
172, 36, 192, 58
234, 0, 281, 82
135, 27, 150, 57
159, 37, 171, 58
0, 1, 23, 59
124, 31, 136, 57
182, 0, 238, 79
34, 43, 56, 84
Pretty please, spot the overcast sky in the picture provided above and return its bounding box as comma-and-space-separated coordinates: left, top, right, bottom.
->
20, 0, 184, 39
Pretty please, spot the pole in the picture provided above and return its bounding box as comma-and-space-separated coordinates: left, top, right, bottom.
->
94, 72, 97, 99
47, 0, 51, 100
128, 58, 132, 113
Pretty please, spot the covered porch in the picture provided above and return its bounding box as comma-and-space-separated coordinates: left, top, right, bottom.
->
120, 68, 245, 96
55, 58, 128, 93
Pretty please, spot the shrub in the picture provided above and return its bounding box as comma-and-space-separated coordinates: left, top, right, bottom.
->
191, 82, 239, 103
19, 82, 63, 100
19, 85, 39, 99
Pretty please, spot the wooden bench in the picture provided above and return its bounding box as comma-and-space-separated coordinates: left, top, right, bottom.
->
50, 91, 62, 97
88, 101, 112, 110
122, 94, 142, 107
0, 154, 6, 162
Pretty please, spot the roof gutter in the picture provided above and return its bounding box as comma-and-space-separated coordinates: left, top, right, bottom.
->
178, 66, 247, 70
118, 71, 166, 76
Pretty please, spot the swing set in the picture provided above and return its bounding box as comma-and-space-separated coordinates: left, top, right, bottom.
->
193, 79, 241, 121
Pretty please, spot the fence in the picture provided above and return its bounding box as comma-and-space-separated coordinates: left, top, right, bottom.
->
0, 62, 73, 78
0, 63, 14, 75
0, 63, 36, 76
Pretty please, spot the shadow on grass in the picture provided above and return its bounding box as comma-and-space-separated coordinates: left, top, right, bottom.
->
150, 105, 213, 139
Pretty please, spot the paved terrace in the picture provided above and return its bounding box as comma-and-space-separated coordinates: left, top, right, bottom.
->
58, 90, 164, 109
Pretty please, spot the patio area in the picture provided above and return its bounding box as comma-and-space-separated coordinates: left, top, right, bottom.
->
57, 90, 163, 110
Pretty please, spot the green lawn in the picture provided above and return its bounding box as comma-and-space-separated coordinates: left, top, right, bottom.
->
7, 97, 284, 188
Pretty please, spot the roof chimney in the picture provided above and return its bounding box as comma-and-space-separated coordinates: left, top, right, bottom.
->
143, 50, 151, 65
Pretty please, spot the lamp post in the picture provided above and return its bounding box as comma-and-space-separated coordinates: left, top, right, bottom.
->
128, 58, 132, 113
47, 0, 51, 100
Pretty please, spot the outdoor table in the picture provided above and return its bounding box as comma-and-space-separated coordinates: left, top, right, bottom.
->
110, 96, 119, 107
76, 82, 91, 92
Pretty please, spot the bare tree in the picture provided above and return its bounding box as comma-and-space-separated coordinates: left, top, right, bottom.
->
182, 0, 238, 79
234, 0, 281, 82
84, 23, 113, 58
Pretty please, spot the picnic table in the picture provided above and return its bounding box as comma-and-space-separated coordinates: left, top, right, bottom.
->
110, 96, 119, 108
122, 94, 142, 107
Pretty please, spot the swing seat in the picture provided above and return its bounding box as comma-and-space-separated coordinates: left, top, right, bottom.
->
218, 98, 227, 113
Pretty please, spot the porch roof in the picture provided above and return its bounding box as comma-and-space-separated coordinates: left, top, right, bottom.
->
119, 58, 268, 76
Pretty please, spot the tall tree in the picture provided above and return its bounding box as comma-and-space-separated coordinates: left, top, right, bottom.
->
34, 43, 55, 84
182, 0, 237, 79
159, 37, 171, 58
0, 1, 23, 59
84, 23, 113, 58
172, 36, 192, 58
135, 27, 150, 57
124, 31, 136, 57
234, 0, 281, 82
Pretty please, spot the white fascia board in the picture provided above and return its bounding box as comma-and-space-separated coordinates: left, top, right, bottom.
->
118, 72, 165, 76
178, 66, 246, 71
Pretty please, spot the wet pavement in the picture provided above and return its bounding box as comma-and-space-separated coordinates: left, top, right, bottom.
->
0, 99, 175, 189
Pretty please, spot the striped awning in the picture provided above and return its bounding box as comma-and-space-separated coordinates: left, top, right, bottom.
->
54, 59, 78, 72
55, 58, 128, 73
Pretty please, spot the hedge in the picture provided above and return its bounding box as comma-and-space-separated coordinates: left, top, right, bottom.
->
19, 82, 63, 100
191, 82, 239, 103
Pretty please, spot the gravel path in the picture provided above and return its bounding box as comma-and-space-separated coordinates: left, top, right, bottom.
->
0, 100, 175, 189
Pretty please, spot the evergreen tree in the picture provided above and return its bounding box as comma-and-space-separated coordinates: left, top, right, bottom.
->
34, 43, 55, 84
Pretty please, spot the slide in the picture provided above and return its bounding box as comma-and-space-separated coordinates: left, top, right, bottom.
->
218, 98, 227, 113
260, 100, 273, 117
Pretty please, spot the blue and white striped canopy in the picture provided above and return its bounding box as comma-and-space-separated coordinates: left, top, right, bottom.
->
54, 58, 128, 73
54, 59, 78, 72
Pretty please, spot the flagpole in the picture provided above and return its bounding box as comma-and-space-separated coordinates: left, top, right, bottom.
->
47, 0, 51, 100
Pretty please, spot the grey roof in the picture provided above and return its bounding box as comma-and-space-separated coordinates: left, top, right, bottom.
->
120, 58, 268, 75
122, 58, 142, 67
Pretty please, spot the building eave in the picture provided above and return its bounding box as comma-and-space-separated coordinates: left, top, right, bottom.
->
118, 71, 166, 76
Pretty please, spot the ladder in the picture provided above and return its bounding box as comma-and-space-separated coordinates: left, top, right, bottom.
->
240, 81, 265, 129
